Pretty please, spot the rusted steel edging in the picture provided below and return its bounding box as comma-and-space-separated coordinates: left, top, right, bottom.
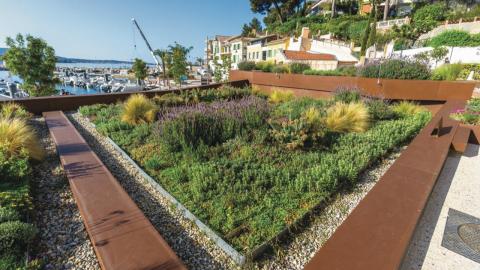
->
304, 100, 465, 270
230, 70, 476, 101
44, 111, 186, 270
0, 80, 249, 115
81, 116, 247, 265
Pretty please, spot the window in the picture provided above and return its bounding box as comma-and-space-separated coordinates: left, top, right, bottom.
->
268, 50, 272, 58
256, 52, 259, 59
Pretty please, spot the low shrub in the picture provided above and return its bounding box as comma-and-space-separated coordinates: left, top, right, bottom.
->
412, 3, 447, 33
289, 63, 311, 74
333, 87, 362, 103
237, 61, 256, 71
0, 221, 37, 256
365, 98, 395, 121
269, 116, 325, 150
0, 103, 31, 120
431, 64, 463, 81
255, 61, 275, 72
145, 155, 168, 171
0, 146, 30, 183
0, 118, 44, 161
458, 64, 480, 80
272, 97, 329, 119
78, 103, 109, 117
359, 59, 431, 80
427, 30, 480, 47
303, 66, 357, 77
96, 119, 133, 137
156, 97, 270, 151
392, 101, 424, 117
153, 93, 185, 107
0, 208, 20, 223
450, 97, 480, 125
269, 90, 294, 104
325, 102, 370, 133
272, 65, 289, 74
121, 94, 157, 125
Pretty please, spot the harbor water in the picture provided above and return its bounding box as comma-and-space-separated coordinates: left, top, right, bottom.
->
0, 63, 136, 96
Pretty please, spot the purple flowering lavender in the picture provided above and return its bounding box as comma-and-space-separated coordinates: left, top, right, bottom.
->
155, 96, 270, 150
157, 96, 270, 122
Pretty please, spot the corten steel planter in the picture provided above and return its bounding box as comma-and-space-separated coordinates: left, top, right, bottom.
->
0, 80, 249, 115
230, 70, 476, 101
461, 124, 480, 144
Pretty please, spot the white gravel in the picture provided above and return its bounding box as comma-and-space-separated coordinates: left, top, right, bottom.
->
30, 117, 100, 270
67, 111, 403, 269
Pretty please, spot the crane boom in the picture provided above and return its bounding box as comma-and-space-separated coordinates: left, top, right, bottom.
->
131, 18, 161, 71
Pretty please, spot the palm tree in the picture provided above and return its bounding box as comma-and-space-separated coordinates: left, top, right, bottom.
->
383, 0, 389, 21
153, 49, 171, 88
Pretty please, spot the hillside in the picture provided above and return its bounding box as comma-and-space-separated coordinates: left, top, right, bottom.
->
0, 48, 133, 64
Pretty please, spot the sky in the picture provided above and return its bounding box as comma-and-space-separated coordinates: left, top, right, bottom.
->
0, 0, 261, 62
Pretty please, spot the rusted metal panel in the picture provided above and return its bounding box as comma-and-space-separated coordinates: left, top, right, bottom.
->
43, 111, 186, 270
0, 80, 249, 115
230, 71, 475, 101
452, 126, 472, 153
303, 100, 465, 270
461, 124, 480, 145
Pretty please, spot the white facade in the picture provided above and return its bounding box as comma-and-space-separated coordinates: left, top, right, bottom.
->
390, 46, 480, 69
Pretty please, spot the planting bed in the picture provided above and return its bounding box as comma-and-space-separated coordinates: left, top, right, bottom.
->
77, 87, 431, 261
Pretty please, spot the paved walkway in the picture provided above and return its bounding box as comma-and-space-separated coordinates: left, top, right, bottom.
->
402, 144, 480, 270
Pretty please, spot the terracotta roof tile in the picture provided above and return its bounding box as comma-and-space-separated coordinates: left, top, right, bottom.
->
284, 50, 336, 61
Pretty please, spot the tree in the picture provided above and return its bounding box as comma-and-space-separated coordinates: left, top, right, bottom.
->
331, 0, 336, 18
250, 0, 306, 24
195, 57, 204, 66
430, 46, 449, 67
383, 0, 389, 21
360, 0, 376, 56
367, 15, 377, 48
242, 18, 264, 37
251, 0, 288, 23
212, 55, 232, 83
2, 34, 57, 96
131, 58, 148, 86
154, 49, 172, 88
168, 42, 193, 84
412, 3, 447, 34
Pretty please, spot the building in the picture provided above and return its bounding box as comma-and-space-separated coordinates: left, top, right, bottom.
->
246, 34, 282, 62
226, 36, 255, 69
278, 50, 338, 70
204, 35, 233, 69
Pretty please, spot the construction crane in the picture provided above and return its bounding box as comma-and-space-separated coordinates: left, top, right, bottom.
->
131, 18, 162, 74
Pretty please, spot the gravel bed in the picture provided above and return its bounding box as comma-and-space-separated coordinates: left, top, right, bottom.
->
67, 112, 239, 270
30, 117, 100, 270
68, 111, 403, 269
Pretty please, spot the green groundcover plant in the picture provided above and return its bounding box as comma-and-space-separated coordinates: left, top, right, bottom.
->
0, 103, 40, 269
80, 87, 431, 253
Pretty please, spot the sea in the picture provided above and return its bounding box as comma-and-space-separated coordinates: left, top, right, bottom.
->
0, 63, 133, 95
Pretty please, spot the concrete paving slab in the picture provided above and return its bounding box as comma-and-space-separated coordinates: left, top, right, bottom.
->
401, 144, 480, 270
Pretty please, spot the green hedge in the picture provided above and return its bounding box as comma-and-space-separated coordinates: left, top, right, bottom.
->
359, 59, 431, 80
427, 30, 480, 47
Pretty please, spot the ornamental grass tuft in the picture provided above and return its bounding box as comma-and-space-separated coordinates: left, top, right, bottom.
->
392, 101, 424, 118
325, 102, 370, 133
0, 118, 44, 161
121, 94, 157, 125
269, 90, 294, 104
0, 103, 31, 120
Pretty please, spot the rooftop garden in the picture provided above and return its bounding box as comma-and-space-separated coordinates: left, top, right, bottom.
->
451, 97, 480, 125
78, 86, 431, 254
